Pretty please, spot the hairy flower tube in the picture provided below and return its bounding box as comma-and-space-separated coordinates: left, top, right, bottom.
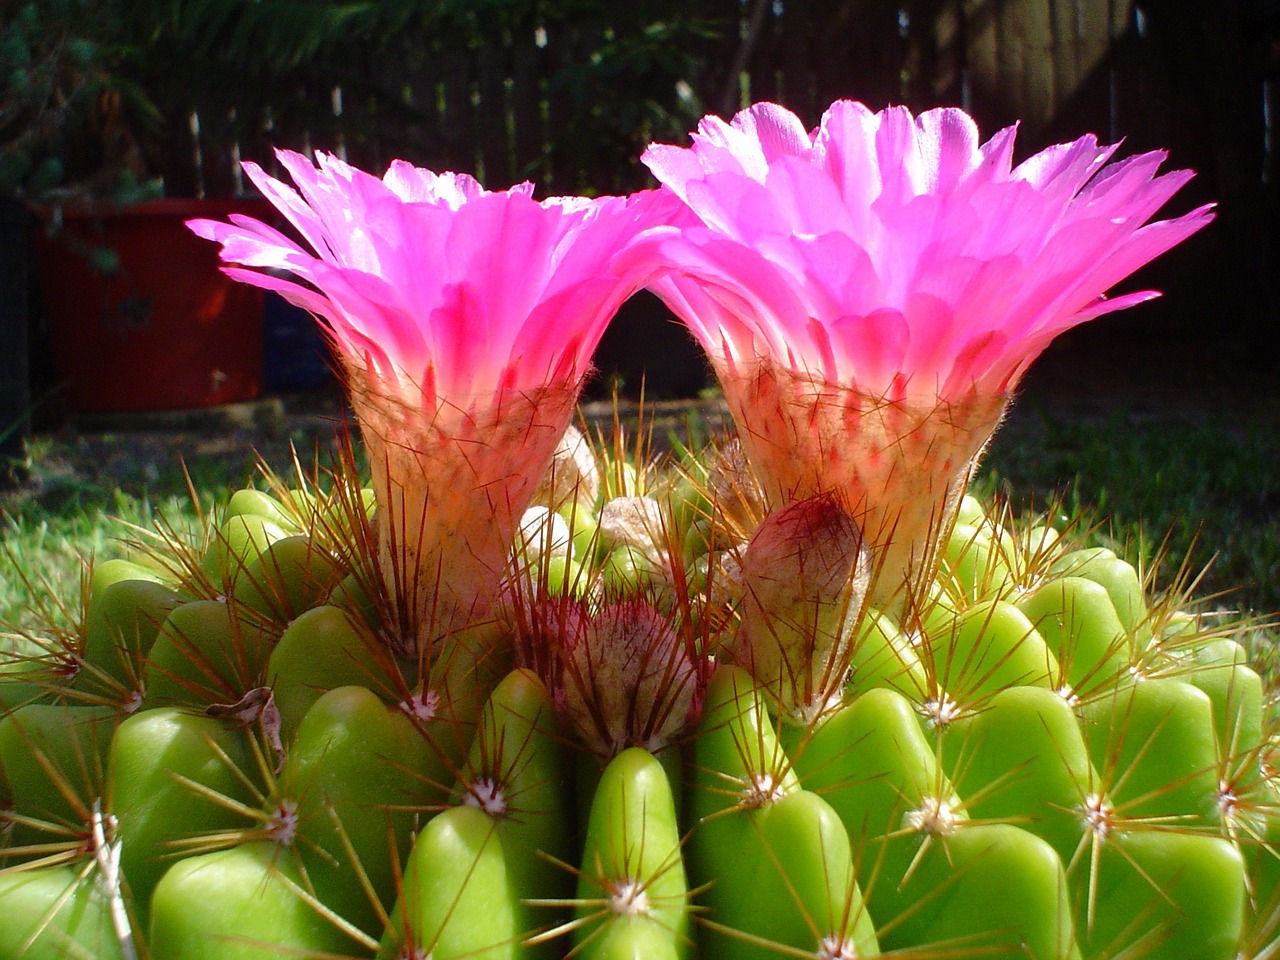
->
639, 100, 1214, 614
190, 152, 673, 650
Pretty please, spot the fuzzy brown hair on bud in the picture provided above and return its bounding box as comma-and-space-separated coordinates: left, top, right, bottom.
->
729, 494, 870, 725
555, 599, 701, 760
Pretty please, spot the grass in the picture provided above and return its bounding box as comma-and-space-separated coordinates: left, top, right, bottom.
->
0, 424, 336, 633
2, 401, 1278, 638
2, 452, 228, 635
978, 408, 1280, 617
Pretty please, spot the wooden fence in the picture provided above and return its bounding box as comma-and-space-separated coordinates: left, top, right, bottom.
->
165, 0, 1278, 376
173, 0, 1264, 197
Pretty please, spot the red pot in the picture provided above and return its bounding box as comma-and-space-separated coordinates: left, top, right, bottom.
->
33, 198, 269, 414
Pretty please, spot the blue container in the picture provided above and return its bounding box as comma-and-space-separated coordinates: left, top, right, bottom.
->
262, 292, 332, 393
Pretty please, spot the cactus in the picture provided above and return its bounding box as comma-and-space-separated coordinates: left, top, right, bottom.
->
3, 100, 1270, 959
2, 433, 1275, 959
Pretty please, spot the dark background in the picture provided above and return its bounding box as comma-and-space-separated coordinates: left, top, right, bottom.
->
7, 0, 1280, 401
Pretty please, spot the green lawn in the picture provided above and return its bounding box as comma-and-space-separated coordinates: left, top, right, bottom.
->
979, 408, 1280, 618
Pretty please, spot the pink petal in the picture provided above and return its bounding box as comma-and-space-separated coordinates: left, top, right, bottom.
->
643, 97, 1211, 407
1013, 135, 1118, 196
874, 105, 929, 209
640, 143, 709, 203
192, 153, 668, 408
828, 307, 910, 394
813, 100, 882, 229
941, 329, 1010, 397
763, 155, 858, 237
913, 107, 982, 193
239, 160, 333, 258
976, 124, 1019, 182
730, 102, 814, 162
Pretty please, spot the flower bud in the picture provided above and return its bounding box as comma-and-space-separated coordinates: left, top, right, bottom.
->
730, 495, 870, 724
558, 600, 700, 759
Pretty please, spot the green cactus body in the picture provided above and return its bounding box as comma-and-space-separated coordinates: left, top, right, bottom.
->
574, 747, 688, 959
420, 621, 515, 768
793, 687, 978, 950
691, 787, 876, 960
461, 668, 573, 956
1245, 797, 1280, 938
267, 605, 390, 735
329, 571, 379, 627
141, 599, 275, 709
0, 866, 124, 960
940, 521, 1016, 602
882, 821, 1080, 960
1078, 830, 1246, 960
690, 667, 876, 959
690, 664, 797, 826
288, 684, 448, 936
231, 534, 345, 621
1080, 677, 1220, 821
2, 460, 1277, 960
378, 804, 520, 960
80, 575, 186, 692
1187, 642, 1265, 781
109, 708, 256, 922
0, 703, 115, 848
1047, 547, 1149, 641
201, 513, 294, 587
793, 686, 950, 887
923, 599, 1059, 702
224, 489, 301, 530
1017, 575, 1132, 694
148, 840, 357, 960
940, 685, 1096, 864
845, 610, 926, 700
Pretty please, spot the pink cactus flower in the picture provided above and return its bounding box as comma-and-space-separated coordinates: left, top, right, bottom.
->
639, 100, 1214, 614
190, 151, 672, 648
